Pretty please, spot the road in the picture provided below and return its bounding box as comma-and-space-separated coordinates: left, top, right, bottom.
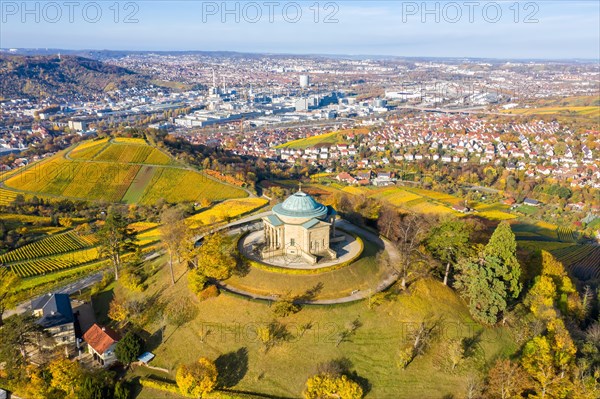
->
2, 253, 161, 320
5, 212, 397, 321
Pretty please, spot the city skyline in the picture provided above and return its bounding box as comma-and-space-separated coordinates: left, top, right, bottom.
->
1, 1, 599, 59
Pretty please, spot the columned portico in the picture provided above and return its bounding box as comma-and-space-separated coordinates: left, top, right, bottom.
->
261, 187, 338, 264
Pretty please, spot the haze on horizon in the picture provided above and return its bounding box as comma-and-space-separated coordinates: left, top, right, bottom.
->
1, 1, 599, 60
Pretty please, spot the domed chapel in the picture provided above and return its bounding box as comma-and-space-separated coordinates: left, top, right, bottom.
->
261, 186, 338, 264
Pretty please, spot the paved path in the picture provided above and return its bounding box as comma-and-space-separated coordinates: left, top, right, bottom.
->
219, 219, 400, 305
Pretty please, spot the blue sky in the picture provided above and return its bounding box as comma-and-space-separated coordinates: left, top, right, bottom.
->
1, 1, 599, 59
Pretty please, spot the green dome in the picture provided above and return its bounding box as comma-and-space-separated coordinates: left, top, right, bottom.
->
273, 191, 329, 219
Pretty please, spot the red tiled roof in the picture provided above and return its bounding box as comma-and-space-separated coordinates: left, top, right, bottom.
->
83, 324, 120, 355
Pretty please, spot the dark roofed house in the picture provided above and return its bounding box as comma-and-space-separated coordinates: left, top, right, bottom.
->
32, 293, 76, 348
524, 198, 541, 207
83, 324, 120, 367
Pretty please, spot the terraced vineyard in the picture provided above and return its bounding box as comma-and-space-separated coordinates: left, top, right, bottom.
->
93, 143, 172, 165
4, 156, 143, 202
138, 168, 247, 204
552, 244, 600, 280
0, 231, 98, 264
113, 137, 147, 144
0, 188, 18, 205
69, 138, 109, 159
8, 247, 100, 277
556, 227, 579, 242
186, 197, 268, 228
3, 139, 245, 205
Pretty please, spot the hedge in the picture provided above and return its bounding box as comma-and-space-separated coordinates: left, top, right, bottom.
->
139, 377, 265, 399
237, 228, 365, 275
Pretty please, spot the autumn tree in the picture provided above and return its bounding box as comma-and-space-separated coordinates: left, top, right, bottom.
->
108, 297, 130, 325
160, 207, 187, 285
97, 207, 137, 280
0, 267, 20, 326
426, 217, 474, 285
377, 205, 402, 240
48, 357, 84, 398
526, 251, 584, 321
521, 318, 577, 397
164, 295, 198, 327
0, 314, 42, 377
194, 232, 236, 280
304, 373, 363, 399
176, 357, 218, 398
485, 359, 531, 399
398, 319, 439, 368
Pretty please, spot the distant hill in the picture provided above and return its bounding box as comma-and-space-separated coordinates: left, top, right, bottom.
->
0, 55, 147, 99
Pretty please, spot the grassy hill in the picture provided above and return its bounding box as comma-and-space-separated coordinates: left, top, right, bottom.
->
107, 256, 516, 399
501, 95, 600, 119
0, 55, 147, 99
2, 139, 247, 204
275, 128, 369, 149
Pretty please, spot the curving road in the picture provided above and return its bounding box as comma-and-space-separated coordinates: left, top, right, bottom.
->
4, 213, 398, 322
217, 218, 401, 305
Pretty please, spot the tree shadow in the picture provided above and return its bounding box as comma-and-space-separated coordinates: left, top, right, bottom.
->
294, 282, 324, 303
462, 330, 483, 359
215, 347, 249, 388
139, 328, 163, 353
91, 288, 114, 325
234, 255, 251, 277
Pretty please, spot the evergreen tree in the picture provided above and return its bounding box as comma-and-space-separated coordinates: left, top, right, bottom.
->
115, 332, 144, 366
484, 221, 522, 297
454, 256, 510, 324
426, 218, 473, 285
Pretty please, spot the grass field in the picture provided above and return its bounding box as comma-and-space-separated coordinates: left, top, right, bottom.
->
502, 106, 600, 118
474, 203, 517, 220
122, 165, 157, 203
111, 256, 516, 399
186, 198, 268, 228
227, 238, 383, 299
369, 187, 423, 205
312, 183, 458, 215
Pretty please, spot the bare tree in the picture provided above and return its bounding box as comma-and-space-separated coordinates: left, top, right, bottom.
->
393, 213, 430, 289
377, 205, 402, 240
160, 207, 187, 285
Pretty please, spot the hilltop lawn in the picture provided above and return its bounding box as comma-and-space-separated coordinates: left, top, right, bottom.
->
112, 256, 516, 399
